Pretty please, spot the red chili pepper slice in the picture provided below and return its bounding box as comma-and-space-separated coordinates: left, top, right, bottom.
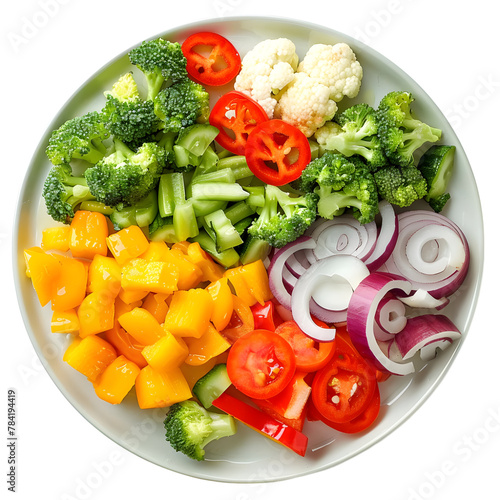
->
245, 119, 311, 186
209, 91, 269, 155
226, 329, 296, 399
181, 32, 241, 86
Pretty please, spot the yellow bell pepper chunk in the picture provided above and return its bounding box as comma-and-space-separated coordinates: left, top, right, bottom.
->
106, 225, 149, 266
78, 289, 115, 338
224, 259, 272, 306
184, 323, 231, 366
118, 307, 165, 345
135, 365, 192, 409
186, 242, 225, 282
93, 355, 141, 404
121, 258, 179, 294
164, 248, 203, 290
118, 287, 149, 304
141, 292, 169, 323
88, 254, 122, 298
140, 240, 170, 262
24, 247, 61, 306
51, 254, 88, 311
41, 226, 71, 252
51, 309, 80, 333
141, 331, 188, 370
69, 210, 109, 260
63, 335, 117, 382
206, 277, 234, 331
163, 288, 214, 338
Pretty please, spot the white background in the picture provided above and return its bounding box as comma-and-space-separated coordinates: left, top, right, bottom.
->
2, 1, 499, 499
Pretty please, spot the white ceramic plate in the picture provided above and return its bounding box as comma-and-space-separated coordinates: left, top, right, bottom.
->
13, 16, 483, 482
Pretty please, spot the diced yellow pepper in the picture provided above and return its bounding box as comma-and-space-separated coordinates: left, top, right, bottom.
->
180, 352, 229, 390
186, 242, 225, 282
69, 210, 109, 260
93, 355, 141, 404
78, 289, 115, 338
171, 241, 191, 254
63, 335, 117, 382
140, 240, 170, 262
106, 225, 149, 266
41, 226, 71, 252
141, 292, 169, 323
164, 248, 203, 290
118, 307, 165, 345
51, 309, 80, 333
206, 277, 234, 331
163, 288, 214, 338
135, 365, 192, 409
121, 258, 179, 294
88, 254, 122, 298
141, 332, 188, 370
24, 247, 61, 306
224, 259, 272, 306
184, 323, 231, 366
118, 287, 149, 304
51, 254, 88, 311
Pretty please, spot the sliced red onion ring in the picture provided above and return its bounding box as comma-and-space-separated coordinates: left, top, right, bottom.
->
303, 216, 377, 265
390, 314, 461, 362
374, 293, 407, 341
291, 255, 370, 342
268, 236, 317, 310
384, 210, 469, 298
347, 272, 415, 375
364, 200, 399, 271
398, 289, 450, 310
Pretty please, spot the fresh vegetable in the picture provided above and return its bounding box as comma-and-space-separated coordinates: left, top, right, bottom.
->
209, 91, 269, 155
193, 363, 232, 409
245, 119, 311, 186
163, 400, 236, 461
181, 32, 241, 86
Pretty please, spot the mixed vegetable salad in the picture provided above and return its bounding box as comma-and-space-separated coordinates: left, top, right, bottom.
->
23, 30, 470, 461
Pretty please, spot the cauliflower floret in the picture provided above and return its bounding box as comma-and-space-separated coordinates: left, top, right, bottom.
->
298, 43, 363, 102
274, 73, 338, 137
234, 38, 299, 118
314, 121, 343, 146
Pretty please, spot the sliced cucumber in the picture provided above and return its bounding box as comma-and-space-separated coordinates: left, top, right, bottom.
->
193, 364, 232, 409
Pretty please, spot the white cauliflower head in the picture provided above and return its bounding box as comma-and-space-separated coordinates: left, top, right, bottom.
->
234, 38, 299, 118
298, 43, 363, 102
274, 72, 338, 137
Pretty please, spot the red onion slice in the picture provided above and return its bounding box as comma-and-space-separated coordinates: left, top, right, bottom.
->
347, 272, 415, 375
268, 236, 317, 310
390, 314, 461, 362
374, 293, 407, 341
384, 210, 469, 298
398, 289, 450, 310
291, 255, 370, 342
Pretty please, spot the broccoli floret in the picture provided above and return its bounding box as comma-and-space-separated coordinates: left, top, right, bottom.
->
42, 164, 95, 224
248, 185, 318, 248
316, 104, 387, 168
374, 164, 428, 207
46, 111, 109, 165
377, 91, 442, 166
84, 139, 164, 208
300, 152, 379, 223
128, 38, 188, 100
154, 79, 210, 133
163, 400, 236, 461
102, 73, 160, 144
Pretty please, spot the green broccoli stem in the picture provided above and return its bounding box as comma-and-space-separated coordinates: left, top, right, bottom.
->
201, 414, 237, 448
191, 182, 250, 202
204, 209, 243, 252
216, 155, 253, 180
146, 73, 165, 101
173, 199, 199, 241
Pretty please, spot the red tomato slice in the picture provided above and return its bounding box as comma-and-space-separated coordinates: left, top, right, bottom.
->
250, 300, 283, 331
275, 320, 336, 372
209, 91, 269, 155
245, 119, 311, 186
311, 335, 377, 424
181, 32, 241, 86
226, 329, 296, 399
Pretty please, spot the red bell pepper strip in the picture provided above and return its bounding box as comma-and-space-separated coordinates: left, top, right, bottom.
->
250, 300, 283, 331
213, 392, 308, 456
245, 119, 311, 186
181, 32, 241, 86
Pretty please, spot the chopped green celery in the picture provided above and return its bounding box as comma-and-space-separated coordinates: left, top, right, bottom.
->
192, 199, 227, 217
173, 145, 200, 170
190, 230, 240, 268
204, 209, 243, 252
175, 124, 219, 156
233, 216, 253, 236
158, 172, 185, 217
244, 186, 266, 208
217, 148, 234, 159
239, 235, 271, 265
191, 148, 219, 179
217, 155, 253, 180
79, 200, 114, 215
191, 182, 250, 202
191, 168, 236, 186
109, 190, 159, 229
223, 201, 255, 225
149, 222, 178, 244
173, 199, 199, 241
